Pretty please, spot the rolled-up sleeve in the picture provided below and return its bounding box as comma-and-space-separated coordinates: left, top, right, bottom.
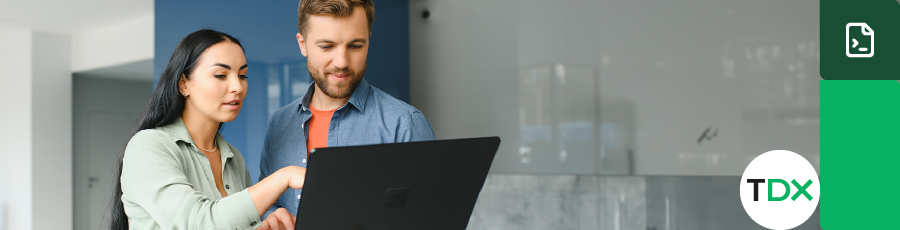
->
121, 131, 262, 230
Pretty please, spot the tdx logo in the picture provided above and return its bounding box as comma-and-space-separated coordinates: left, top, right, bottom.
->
740, 150, 819, 230
745, 179, 814, 201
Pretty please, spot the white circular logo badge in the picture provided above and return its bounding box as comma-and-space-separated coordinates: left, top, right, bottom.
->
740, 150, 820, 230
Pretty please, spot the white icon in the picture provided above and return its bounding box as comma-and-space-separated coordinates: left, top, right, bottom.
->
846, 22, 874, 58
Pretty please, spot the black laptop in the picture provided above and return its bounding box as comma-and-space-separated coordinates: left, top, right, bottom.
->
295, 137, 501, 230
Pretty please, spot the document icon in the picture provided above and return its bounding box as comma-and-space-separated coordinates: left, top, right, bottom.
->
846, 22, 874, 58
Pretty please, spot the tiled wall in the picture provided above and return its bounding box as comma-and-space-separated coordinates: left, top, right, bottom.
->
468, 174, 820, 230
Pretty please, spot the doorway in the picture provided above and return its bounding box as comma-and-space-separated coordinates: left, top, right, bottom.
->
72, 60, 152, 230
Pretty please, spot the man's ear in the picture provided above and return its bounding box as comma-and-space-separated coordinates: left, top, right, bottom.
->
178, 73, 189, 97
297, 33, 308, 57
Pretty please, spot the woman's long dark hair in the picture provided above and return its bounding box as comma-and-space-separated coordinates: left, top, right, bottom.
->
107, 29, 244, 230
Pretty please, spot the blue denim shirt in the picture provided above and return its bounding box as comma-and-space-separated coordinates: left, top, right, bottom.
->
259, 79, 435, 218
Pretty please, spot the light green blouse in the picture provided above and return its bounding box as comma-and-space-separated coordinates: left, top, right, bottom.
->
120, 118, 262, 229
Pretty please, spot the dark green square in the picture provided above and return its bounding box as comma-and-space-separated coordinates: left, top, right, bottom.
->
821, 0, 900, 79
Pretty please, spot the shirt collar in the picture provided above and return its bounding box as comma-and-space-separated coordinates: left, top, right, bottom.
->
298, 78, 371, 113
159, 117, 234, 159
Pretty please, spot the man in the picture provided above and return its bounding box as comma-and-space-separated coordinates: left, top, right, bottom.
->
257, 0, 436, 228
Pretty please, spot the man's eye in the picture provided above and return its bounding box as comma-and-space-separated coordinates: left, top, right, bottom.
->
320, 45, 333, 50
351, 45, 363, 49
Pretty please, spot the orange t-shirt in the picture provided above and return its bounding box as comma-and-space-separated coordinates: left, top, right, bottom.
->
307, 104, 336, 157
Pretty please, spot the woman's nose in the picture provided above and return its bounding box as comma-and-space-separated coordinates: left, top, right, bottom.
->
228, 75, 244, 94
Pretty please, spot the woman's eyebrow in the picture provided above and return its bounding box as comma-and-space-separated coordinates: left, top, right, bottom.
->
210, 63, 248, 70
211, 63, 232, 70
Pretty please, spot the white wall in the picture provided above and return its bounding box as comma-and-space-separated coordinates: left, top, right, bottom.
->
31, 31, 73, 230
0, 25, 34, 230
0, 25, 74, 230
0, 5, 152, 230
71, 15, 154, 73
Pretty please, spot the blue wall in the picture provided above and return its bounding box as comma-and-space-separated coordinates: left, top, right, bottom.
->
155, 0, 409, 183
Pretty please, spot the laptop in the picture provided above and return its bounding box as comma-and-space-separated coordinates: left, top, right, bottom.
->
295, 137, 501, 230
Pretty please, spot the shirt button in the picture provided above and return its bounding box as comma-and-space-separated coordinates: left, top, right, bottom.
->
297, 194, 302, 199
303, 159, 307, 164
225, 184, 230, 189
250, 221, 257, 226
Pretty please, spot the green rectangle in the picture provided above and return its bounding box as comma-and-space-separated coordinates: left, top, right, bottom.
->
821, 80, 900, 228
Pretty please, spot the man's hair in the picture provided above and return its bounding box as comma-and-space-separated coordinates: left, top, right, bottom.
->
298, 0, 375, 37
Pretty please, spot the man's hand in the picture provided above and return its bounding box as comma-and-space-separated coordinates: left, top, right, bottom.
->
257, 208, 296, 230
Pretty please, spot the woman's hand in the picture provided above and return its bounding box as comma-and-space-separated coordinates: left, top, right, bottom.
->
257, 208, 295, 230
279, 166, 306, 190
255, 166, 303, 229
248, 166, 307, 217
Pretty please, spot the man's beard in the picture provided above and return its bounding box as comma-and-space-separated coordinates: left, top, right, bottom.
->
309, 62, 365, 99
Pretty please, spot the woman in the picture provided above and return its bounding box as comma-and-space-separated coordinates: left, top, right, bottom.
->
107, 29, 303, 230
